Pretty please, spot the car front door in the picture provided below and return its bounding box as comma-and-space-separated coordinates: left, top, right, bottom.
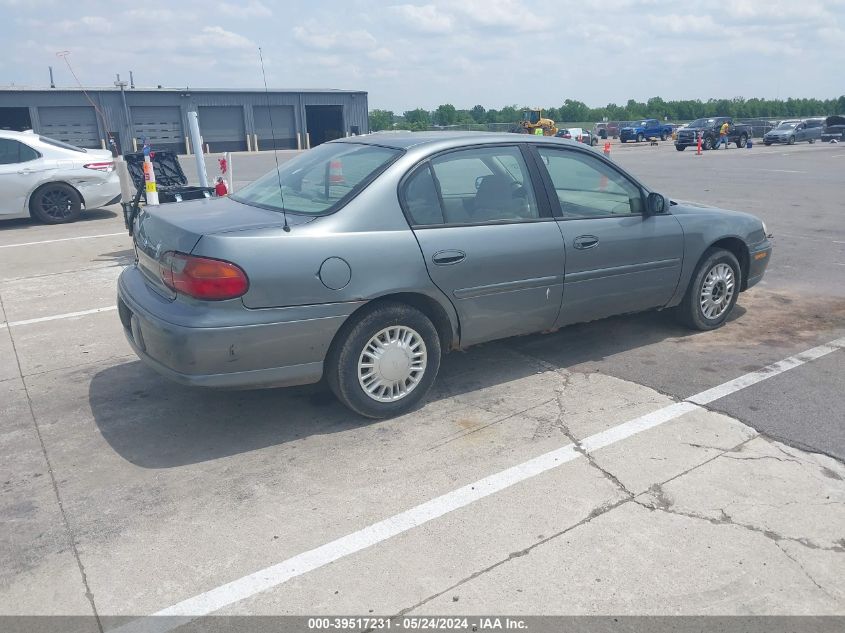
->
0, 139, 44, 215
794, 123, 807, 141
532, 145, 685, 326
401, 144, 565, 347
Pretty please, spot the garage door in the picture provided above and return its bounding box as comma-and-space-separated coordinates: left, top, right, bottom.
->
253, 105, 296, 149
197, 106, 246, 152
132, 106, 184, 153
38, 106, 100, 148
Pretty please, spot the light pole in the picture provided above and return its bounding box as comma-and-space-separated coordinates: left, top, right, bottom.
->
115, 74, 133, 151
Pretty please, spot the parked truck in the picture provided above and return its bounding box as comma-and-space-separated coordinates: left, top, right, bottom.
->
675, 117, 752, 151
619, 119, 673, 143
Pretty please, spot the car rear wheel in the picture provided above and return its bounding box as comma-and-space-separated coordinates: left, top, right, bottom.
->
675, 145, 686, 151
788, 136, 796, 145
676, 247, 741, 331
737, 134, 748, 148
326, 301, 441, 418
809, 138, 815, 144
29, 183, 82, 224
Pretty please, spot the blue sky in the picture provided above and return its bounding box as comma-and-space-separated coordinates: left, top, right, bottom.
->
1, 0, 843, 111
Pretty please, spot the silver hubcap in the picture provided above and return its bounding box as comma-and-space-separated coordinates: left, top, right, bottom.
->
358, 326, 427, 403
700, 263, 735, 320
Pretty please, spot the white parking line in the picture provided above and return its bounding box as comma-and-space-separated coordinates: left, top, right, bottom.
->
110, 335, 845, 633
0, 306, 116, 330
0, 232, 126, 249
762, 169, 806, 174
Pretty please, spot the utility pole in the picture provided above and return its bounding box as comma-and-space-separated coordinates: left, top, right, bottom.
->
115, 73, 133, 150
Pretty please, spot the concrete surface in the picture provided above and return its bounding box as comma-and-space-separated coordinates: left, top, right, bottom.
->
0, 140, 843, 626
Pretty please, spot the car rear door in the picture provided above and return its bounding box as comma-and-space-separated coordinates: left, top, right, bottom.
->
402, 144, 565, 347
0, 139, 45, 215
531, 144, 685, 326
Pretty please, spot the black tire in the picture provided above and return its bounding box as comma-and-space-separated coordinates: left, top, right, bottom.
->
764, 142, 772, 146
703, 136, 714, 151
636, 133, 644, 143
675, 145, 686, 151
326, 301, 441, 418
809, 138, 815, 144
737, 134, 748, 148
29, 183, 82, 224
660, 132, 668, 141
788, 135, 796, 145
620, 138, 627, 143
591, 136, 599, 146
676, 248, 742, 331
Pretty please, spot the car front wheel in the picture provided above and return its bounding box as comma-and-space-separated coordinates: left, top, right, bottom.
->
327, 301, 441, 418
676, 248, 741, 331
29, 183, 82, 224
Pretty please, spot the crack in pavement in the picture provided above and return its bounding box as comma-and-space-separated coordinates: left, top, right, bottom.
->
635, 485, 845, 554
388, 496, 631, 622
774, 541, 838, 601
0, 291, 103, 632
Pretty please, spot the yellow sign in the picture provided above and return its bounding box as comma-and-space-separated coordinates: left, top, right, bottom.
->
146, 182, 157, 193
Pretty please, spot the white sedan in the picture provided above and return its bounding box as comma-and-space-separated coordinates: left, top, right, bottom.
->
0, 130, 121, 224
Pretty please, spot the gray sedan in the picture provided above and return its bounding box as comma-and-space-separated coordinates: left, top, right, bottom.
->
118, 133, 772, 418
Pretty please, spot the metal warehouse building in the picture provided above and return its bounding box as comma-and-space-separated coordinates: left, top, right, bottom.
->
0, 87, 369, 154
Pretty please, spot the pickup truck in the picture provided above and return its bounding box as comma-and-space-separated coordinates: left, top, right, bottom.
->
675, 117, 752, 151
619, 119, 673, 142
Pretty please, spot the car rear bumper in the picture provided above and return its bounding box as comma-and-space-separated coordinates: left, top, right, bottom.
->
117, 266, 356, 389
78, 173, 122, 209
746, 241, 772, 290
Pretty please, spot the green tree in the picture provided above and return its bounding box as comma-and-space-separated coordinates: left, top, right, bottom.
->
434, 103, 458, 126
368, 109, 394, 132
403, 108, 431, 130
470, 105, 486, 123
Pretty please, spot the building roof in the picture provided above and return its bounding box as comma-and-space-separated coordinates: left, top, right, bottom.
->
0, 86, 366, 94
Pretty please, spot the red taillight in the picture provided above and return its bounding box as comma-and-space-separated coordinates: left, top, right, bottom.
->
83, 161, 114, 172
159, 252, 249, 301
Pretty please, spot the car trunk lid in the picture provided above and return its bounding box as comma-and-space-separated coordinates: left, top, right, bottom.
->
132, 196, 311, 299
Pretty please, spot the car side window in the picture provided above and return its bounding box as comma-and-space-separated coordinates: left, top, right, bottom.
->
0, 139, 39, 165
429, 146, 540, 225
537, 147, 644, 218
403, 163, 444, 226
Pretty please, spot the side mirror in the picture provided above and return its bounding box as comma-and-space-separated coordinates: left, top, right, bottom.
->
646, 192, 665, 216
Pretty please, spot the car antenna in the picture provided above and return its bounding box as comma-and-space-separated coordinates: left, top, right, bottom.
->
258, 47, 290, 233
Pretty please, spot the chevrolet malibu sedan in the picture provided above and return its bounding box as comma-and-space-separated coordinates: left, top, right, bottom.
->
118, 132, 772, 418
0, 130, 120, 223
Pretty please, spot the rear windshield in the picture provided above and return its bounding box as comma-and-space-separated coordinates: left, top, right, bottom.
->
232, 142, 401, 215
688, 119, 715, 128
39, 136, 87, 152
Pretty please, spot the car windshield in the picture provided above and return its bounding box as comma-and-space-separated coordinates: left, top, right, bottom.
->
38, 136, 87, 152
232, 143, 401, 215
523, 110, 540, 124
688, 119, 715, 128
776, 122, 797, 130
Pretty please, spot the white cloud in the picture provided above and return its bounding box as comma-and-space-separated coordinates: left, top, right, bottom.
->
390, 4, 454, 33
188, 26, 255, 50
293, 23, 378, 51
219, 1, 272, 18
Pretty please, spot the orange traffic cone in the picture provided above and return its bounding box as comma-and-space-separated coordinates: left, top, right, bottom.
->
329, 160, 344, 184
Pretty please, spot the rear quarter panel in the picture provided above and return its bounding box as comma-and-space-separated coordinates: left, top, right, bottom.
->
191, 149, 460, 342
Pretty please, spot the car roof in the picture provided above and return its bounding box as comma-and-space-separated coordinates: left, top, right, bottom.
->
332, 131, 584, 151
0, 129, 38, 139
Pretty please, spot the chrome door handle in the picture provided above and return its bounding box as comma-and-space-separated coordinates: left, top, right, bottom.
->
432, 250, 466, 265
17, 169, 33, 175
573, 235, 599, 250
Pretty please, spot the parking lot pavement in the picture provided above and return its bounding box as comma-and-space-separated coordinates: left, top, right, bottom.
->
0, 142, 843, 624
